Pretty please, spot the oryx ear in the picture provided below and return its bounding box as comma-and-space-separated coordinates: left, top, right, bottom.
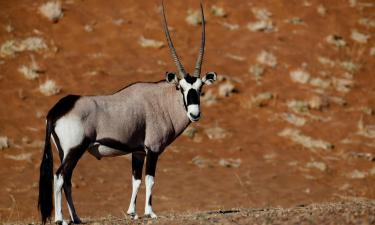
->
202, 72, 217, 85
166, 72, 178, 84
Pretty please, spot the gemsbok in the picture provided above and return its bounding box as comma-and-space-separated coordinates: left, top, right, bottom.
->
38, 1, 217, 224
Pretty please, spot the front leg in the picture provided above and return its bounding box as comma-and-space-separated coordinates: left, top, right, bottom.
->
127, 152, 145, 219
144, 150, 159, 218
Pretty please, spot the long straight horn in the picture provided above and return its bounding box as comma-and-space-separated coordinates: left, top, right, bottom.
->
161, 0, 186, 78
193, 1, 205, 78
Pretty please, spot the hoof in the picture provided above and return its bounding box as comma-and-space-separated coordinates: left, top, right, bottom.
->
71, 218, 83, 224
127, 213, 139, 220
56, 221, 69, 225
144, 213, 158, 219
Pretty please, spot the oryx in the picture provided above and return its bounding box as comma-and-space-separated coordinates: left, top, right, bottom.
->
38, 1, 217, 224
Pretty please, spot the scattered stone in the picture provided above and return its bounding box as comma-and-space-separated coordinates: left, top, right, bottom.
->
39, 1, 63, 22
341, 61, 360, 74
370, 47, 375, 56
290, 69, 310, 84
251, 92, 274, 107
357, 117, 375, 138
358, 18, 375, 28
18, 56, 44, 80
218, 81, 236, 97
5, 153, 33, 162
5, 24, 13, 33
280, 113, 306, 127
138, 36, 164, 49
0, 136, 9, 150
370, 167, 375, 176
210, 5, 227, 17
220, 22, 239, 31
351, 30, 370, 44
39, 79, 60, 96
308, 96, 329, 110
247, 8, 276, 32
286, 17, 304, 25
257, 50, 277, 68
349, 151, 374, 161
186, 9, 202, 26
326, 35, 346, 48
306, 161, 327, 172
112, 18, 125, 26
202, 89, 217, 106
84, 24, 94, 32
263, 153, 277, 161
219, 158, 241, 168
347, 170, 367, 179
332, 78, 353, 93
278, 128, 333, 151
182, 126, 198, 139
309, 77, 331, 89
287, 100, 309, 113
191, 156, 211, 168
249, 64, 264, 80
318, 56, 335, 67
205, 126, 230, 140
362, 107, 373, 116
225, 53, 245, 61
317, 4, 327, 16
348, 0, 357, 7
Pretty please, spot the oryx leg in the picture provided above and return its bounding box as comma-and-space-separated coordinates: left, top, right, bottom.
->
53, 116, 88, 224
127, 151, 145, 219
144, 150, 159, 218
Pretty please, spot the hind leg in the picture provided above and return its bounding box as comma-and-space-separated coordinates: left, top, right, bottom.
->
53, 116, 87, 224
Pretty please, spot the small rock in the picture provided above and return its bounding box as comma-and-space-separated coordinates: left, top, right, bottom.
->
326, 35, 346, 48
191, 155, 210, 168
308, 96, 329, 110
0, 136, 9, 150
210, 5, 227, 17
287, 100, 309, 113
138, 36, 164, 49
39, 79, 60, 96
205, 126, 230, 140
290, 69, 310, 84
257, 50, 277, 68
186, 9, 202, 26
218, 82, 236, 97
347, 170, 367, 179
317, 4, 327, 16
182, 126, 198, 139
251, 92, 274, 107
39, 1, 63, 22
249, 64, 264, 80
306, 161, 327, 172
218, 158, 241, 168
351, 30, 370, 44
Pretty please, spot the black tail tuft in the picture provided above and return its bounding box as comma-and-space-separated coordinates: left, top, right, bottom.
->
38, 119, 54, 224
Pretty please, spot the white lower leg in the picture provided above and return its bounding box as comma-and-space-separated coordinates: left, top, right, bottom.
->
127, 176, 141, 219
54, 174, 64, 222
144, 175, 157, 218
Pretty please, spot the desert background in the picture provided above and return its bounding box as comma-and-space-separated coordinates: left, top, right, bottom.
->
0, 0, 374, 224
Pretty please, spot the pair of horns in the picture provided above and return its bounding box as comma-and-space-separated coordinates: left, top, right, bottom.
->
161, 0, 205, 78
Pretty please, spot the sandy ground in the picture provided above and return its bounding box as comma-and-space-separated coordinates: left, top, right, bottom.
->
0, 0, 374, 224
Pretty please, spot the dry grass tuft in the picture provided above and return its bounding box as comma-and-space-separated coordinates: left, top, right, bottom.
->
39, 79, 60, 96
317, 4, 327, 16
290, 69, 310, 84
0, 136, 9, 150
218, 81, 236, 97
205, 125, 230, 140
186, 9, 202, 26
4, 153, 33, 162
219, 158, 241, 168
251, 92, 274, 107
326, 35, 346, 48
357, 117, 375, 138
257, 50, 277, 68
210, 5, 227, 17
39, 1, 63, 22
18, 56, 43, 80
306, 161, 327, 171
247, 8, 276, 32
280, 113, 306, 127
279, 128, 333, 151
0, 37, 47, 57
138, 36, 164, 49
351, 30, 370, 43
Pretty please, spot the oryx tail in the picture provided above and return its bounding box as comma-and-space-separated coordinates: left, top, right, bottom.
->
38, 119, 54, 224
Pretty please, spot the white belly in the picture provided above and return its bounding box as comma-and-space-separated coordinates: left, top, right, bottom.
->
88, 144, 127, 159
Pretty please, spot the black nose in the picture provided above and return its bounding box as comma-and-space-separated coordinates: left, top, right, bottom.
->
190, 112, 200, 120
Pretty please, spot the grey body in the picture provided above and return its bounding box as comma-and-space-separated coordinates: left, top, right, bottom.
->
74, 81, 189, 156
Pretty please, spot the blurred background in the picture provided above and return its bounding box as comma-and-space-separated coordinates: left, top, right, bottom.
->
0, 0, 374, 222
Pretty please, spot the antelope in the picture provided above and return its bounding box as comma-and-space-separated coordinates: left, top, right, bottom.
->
38, 1, 217, 224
